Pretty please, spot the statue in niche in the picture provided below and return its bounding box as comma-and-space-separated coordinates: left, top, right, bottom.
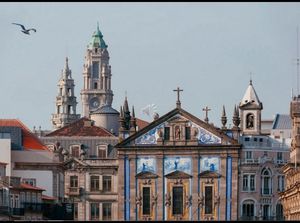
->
175, 126, 181, 139
246, 114, 254, 129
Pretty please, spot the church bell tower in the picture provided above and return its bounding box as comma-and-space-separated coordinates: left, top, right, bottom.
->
80, 23, 114, 117
239, 79, 263, 135
51, 57, 80, 130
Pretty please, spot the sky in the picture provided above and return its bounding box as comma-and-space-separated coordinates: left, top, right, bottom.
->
0, 2, 300, 131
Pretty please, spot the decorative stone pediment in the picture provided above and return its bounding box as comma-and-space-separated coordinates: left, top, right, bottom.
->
198, 170, 222, 178
116, 107, 238, 148
165, 170, 192, 179
135, 171, 159, 179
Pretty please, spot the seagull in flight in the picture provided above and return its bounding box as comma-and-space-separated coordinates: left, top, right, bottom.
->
12, 23, 36, 35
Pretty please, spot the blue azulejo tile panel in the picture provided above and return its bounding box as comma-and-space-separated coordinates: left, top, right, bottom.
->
200, 156, 220, 173
164, 156, 192, 175
136, 157, 156, 174
135, 123, 165, 145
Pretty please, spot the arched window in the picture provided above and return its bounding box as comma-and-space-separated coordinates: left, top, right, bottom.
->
242, 199, 255, 220
276, 203, 284, 220
262, 168, 272, 195
246, 113, 254, 129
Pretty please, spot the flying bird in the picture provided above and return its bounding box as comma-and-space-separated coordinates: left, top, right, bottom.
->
12, 23, 36, 35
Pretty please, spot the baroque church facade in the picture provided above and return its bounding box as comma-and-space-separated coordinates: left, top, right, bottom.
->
116, 97, 241, 221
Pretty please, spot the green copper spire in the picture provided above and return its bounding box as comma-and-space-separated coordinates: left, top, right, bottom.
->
88, 22, 108, 49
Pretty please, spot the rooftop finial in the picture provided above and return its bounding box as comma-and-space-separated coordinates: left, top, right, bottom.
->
65, 57, 69, 70
249, 72, 253, 85
97, 21, 100, 32
173, 87, 183, 108
202, 106, 211, 124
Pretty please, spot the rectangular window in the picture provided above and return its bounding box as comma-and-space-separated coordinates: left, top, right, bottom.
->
259, 138, 263, 142
243, 175, 248, 191
103, 203, 112, 220
254, 137, 257, 142
90, 203, 99, 220
164, 127, 170, 140
92, 62, 99, 78
244, 137, 250, 142
103, 176, 111, 192
172, 186, 183, 215
277, 152, 283, 161
90, 176, 100, 192
250, 175, 255, 191
264, 151, 268, 157
204, 186, 213, 214
245, 151, 252, 159
71, 146, 80, 158
185, 127, 191, 140
142, 187, 150, 215
70, 176, 78, 188
74, 203, 78, 220
98, 146, 107, 158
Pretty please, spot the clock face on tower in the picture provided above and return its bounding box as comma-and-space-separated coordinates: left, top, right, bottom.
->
89, 97, 100, 110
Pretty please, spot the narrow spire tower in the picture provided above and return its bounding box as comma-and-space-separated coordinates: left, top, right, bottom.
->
51, 57, 80, 130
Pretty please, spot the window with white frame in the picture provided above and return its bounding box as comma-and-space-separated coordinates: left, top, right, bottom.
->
26, 192, 31, 203
70, 145, 80, 158
70, 176, 78, 188
262, 169, 272, 195
278, 175, 285, 192
242, 174, 255, 191
90, 176, 100, 192
102, 176, 112, 192
245, 151, 253, 160
90, 203, 100, 220
102, 203, 112, 220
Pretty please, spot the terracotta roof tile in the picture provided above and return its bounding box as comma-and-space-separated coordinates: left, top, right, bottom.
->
42, 194, 57, 200
46, 117, 115, 137
20, 183, 45, 191
0, 119, 48, 151
136, 118, 149, 130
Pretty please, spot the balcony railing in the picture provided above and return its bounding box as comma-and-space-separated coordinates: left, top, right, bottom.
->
68, 187, 79, 195
241, 158, 288, 165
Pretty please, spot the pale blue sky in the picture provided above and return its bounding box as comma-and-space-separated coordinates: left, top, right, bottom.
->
1, 2, 299, 130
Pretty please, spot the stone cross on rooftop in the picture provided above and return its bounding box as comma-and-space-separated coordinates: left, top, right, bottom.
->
173, 87, 183, 108
202, 106, 211, 123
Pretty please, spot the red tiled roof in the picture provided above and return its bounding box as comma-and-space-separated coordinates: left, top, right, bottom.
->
0, 119, 48, 151
46, 117, 115, 137
20, 183, 45, 191
42, 194, 57, 200
136, 118, 149, 130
